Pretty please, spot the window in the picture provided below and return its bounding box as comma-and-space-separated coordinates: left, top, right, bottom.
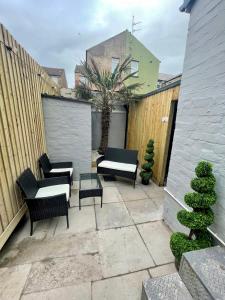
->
131, 60, 139, 77
51, 76, 59, 85
79, 75, 86, 84
112, 57, 119, 73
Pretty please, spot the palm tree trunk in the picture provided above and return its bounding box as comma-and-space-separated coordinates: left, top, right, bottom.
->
99, 105, 111, 154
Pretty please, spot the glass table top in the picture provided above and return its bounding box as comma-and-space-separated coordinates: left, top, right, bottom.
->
79, 173, 102, 190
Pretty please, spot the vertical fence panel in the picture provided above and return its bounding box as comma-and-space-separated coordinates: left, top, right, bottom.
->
0, 24, 59, 249
127, 84, 180, 185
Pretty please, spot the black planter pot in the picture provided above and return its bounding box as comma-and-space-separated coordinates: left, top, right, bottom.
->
141, 179, 149, 185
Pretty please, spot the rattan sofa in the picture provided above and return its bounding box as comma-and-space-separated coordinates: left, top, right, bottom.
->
17, 168, 70, 235
96, 147, 138, 187
39, 153, 73, 188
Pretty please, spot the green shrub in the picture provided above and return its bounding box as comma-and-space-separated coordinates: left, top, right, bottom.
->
184, 192, 216, 208
191, 176, 216, 193
140, 171, 152, 182
195, 161, 212, 177
142, 161, 154, 171
144, 153, 154, 161
177, 209, 214, 230
170, 161, 216, 265
140, 139, 154, 185
170, 231, 212, 262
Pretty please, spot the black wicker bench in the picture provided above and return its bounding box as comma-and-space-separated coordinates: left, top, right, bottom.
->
96, 147, 138, 187
17, 168, 70, 235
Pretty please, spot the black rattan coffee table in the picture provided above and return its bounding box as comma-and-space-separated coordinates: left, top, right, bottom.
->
79, 173, 103, 210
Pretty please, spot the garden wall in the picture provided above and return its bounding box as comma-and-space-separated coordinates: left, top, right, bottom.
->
164, 0, 225, 243
42, 96, 92, 179
92, 105, 127, 150
0, 24, 59, 249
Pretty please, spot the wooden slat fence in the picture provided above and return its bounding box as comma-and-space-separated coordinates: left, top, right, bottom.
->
127, 83, 180, 185
0, 24, 59, 249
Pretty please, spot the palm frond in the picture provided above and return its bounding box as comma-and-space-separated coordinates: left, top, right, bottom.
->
119, 70, 138, 84
75, 82, 93, 100
123, 82, 142, 91
90, 58, 102, 84
79, 56, 143, 106
111, 56, 132, 85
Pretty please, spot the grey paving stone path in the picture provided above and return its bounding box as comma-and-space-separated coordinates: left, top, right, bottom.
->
0, 175, 174, 300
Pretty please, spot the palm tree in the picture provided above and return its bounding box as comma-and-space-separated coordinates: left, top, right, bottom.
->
79, 56, 141, 154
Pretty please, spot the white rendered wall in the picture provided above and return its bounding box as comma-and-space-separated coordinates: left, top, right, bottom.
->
42, 97, 92, 179
164, 0, 225, 242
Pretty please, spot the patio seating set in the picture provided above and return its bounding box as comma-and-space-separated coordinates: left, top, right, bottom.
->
17, 148, 139, 235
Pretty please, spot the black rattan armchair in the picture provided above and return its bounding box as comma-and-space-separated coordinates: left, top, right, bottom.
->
38, 153, 73, 187
17, 168, 70, 236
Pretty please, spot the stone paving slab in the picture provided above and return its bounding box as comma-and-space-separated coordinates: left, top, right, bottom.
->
21, 282, 91, 300
24, 254, 102, 294
149, 263, 177, 278
54, 206, 96, 236
95, 202, 133, 230
98, 226, 155, 278
0, 176, 171, 299
138, 181, 163, 191
117, 185, 148, 201
8, 216, 52, 246
92, 270, 150, 300
0, 264, 31, 300
95, 186, 123, 204
125, 198, 162, 224
143, 186, 165, 201
142, 273, 193, 300
0, 231, 98, 267
70, 190, 94, 207
137, 221, 174, 265
151, 196, 164, 209
99, 175, 116, 187
114, 177, 135, 187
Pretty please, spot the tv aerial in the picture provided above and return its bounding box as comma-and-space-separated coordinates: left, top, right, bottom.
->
131, 16, 142, 34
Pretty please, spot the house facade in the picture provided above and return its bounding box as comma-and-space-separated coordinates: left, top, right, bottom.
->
75, 30, 160, 94
164, 0, 225, 244
43, 67, 68, 89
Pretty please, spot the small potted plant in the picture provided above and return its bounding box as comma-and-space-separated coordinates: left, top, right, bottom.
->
170, 161, 217, 268
140, 139, 154, 185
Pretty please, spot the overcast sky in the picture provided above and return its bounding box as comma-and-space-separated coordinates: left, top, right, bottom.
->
0, 0, 189, 87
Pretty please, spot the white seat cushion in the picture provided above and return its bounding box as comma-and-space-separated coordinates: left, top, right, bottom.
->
98, 160, 136, 173
50, 168, 73, 176
35, 184, 70, 201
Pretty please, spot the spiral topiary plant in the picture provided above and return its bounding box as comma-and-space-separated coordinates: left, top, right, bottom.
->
140, 139, 154, 185
170, 161, 216, 267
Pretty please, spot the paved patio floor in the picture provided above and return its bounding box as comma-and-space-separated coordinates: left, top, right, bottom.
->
0, 175, 176, 300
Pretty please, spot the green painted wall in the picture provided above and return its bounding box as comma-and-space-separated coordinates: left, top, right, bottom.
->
125, 31, 160, 94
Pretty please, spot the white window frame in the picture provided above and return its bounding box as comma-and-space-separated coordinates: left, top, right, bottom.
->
51, 76, 59, 84
112, 57, 120, 73
131, 60, 139, 77
79, 75, 86, 84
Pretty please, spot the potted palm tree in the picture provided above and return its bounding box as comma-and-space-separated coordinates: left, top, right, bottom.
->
77, 57, 141, 154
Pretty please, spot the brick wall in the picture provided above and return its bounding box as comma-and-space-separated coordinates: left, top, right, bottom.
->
42, 96, 92, 179
163, 0, 225, 242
